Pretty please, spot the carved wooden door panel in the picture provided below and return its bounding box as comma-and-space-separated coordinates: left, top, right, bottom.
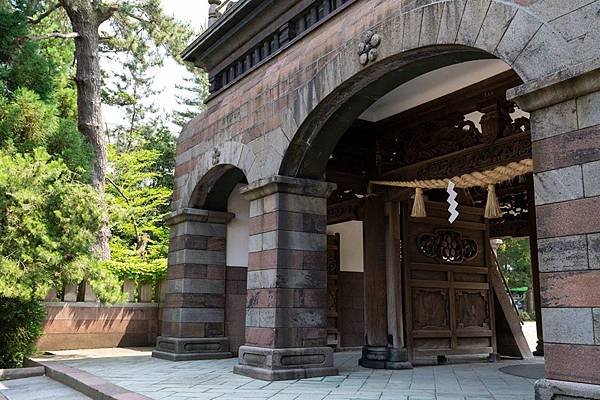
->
402, 201, 496, 360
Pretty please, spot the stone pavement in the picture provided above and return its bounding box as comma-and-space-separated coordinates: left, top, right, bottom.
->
38, 349, 540, 400
0, 376, 92, 400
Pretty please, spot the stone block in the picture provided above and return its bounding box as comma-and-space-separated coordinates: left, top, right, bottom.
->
495, 10, 542, 64
418, 3, 443, 47
595, 309, 600, 345
530, 99, 578, 142
166, 278, 224, 295
234, 345, 337, 381
583, 160, 600, 198
534, 165, 583, 205
247, 269, 326, 290
162, 307, 224, 324
63, 283, 78, 302
456, 0, 490, 46
402, 8, 423, 50
436, 0, 467, 44
578, 91, 600, 129
589, 233, 600, 270
475, 2, 517, 54
535, 378, 600, 400
168, 249, 226, 265
153, 336, 232, 361
533, 125, 600, 172
538, 235, 588, 272
544, 343, 600, 385
541, 271, 600, 307
139, 283, 153, 303
536, 197, 600, 238
541, 307, 594, 345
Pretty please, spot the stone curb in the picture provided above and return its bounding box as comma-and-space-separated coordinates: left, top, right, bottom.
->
26, 359, 151, 400
0, 366, 45, 381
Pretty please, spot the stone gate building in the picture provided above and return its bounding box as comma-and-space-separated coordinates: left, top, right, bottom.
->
153, 1, 600, 398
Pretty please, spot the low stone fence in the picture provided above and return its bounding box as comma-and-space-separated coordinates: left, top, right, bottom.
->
38, 279, 164, 351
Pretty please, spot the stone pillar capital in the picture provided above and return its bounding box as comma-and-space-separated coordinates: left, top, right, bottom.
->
508, 62, 600, 112
165, 208, 234, 226
240, 175, 336, 201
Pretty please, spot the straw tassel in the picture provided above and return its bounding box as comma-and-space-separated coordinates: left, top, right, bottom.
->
484, 184, 501, 219
411, 187, 427, 218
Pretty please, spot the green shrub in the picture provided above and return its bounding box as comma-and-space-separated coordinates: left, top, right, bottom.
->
0, 297, 45, 369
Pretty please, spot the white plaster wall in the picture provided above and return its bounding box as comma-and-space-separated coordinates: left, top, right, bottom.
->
360, 59, 511, 122
327, 221, 364, 272
226, 184, 249, 267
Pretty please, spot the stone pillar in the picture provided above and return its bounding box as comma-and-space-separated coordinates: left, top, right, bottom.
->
153, 208, 233, 361
359, 196, 411, 369
233, 176, 338, 381
511, 68, 600, 398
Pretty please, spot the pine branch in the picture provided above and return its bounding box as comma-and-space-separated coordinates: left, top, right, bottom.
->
27, 3, 62, 25
27, 31, 80, 41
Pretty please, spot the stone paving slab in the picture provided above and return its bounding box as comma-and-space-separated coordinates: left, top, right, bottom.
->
35, 350, 540, 400
0, 376, 92, 400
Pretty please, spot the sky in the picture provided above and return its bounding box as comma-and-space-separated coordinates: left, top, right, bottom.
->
103, 0, 210, 131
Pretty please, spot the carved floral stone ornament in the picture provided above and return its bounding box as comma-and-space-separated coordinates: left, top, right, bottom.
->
417, 230, 478, 264
358, 30, 381, 65
212, 147, 221, 166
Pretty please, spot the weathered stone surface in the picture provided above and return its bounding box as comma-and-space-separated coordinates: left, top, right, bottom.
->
418, 3, 443, 47
594, 309, 600, 345
583, 160, 600, 198
402, 8, 424, 50
536, 196, 600, 239
495, 10, 542, 65
541, 307, 594, 345
530, 99, 578, 142
475, 2, 517, 54
168, 249, 226, 265
247, 269, 327, 290
589, 233, 600, 270
456, 0, 490, 46
541, 271, 600, 307
166, 278, 224, 295
533, 125, 600, 172
535, 378, 600, 400
436, 0, 466, 44
534, 165, 583, 205
578, 91, 600, 129
162, 308, 224, 324
538, 235, 588, 272
544, 343, 600, 385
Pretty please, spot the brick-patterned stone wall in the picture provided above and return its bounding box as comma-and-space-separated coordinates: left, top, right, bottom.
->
233, 176, 338, 380
225, 266, 247, 355
39, 303, 158, 351
174, 0, 600, 210
243, 181, 331, 348
338, 271, 364, 348
154, 209, 233, 360
530, 89, 600, 386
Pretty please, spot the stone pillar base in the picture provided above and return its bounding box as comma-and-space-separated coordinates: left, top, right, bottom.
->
535, 379, 600, 399
152, 336, 232, 361
233, 346, 338, 381
358, 346, 413, 369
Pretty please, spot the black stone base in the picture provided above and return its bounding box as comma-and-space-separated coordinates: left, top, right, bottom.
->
233, 345, 338, 381
152, 336, 232, 361
535, 378, 600, 399
358, 346, 413, 370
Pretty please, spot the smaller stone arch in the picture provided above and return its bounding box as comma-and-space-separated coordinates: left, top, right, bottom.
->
188, 164, 248, 211
180, 141, 255, 209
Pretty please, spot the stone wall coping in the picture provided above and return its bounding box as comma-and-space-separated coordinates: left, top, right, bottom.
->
43, 302, 159, 308
166, 208, 234, 226
240, 175, 337, 201
535, 378, 600, 399
508, 58, 600, 112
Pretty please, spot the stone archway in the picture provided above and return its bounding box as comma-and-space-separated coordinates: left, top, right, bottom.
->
154, 164, 248, 361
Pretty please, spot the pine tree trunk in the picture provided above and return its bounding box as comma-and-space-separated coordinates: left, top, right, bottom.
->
60, 1, 111, 260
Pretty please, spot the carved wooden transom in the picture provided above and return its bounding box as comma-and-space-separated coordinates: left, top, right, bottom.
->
417, 230, 478, 264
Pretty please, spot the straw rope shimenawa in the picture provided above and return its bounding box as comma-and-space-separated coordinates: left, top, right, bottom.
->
369, 159, 533, 219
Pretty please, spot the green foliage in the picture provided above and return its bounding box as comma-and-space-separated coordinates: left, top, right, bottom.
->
0, 296, 45, 369
0, 148, 119, 300
497, 237, 532, 289
105, 146, 171, 284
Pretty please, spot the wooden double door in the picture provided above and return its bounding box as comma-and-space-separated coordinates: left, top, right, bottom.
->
402, 201, 496, 360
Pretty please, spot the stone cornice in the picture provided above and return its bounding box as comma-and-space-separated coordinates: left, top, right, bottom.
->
508, 58, 600, 112
240, 175, 336, 200
165, 208, 234, 226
